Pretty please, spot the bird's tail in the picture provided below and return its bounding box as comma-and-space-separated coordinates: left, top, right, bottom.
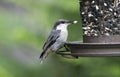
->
39, 51, 45, 64
39, 49, 51, 64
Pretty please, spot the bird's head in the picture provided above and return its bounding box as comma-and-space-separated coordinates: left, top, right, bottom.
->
53, 19, 78, 30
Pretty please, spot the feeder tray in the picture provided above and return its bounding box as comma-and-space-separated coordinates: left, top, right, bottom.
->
57, 35, 120, 58
57, 0, 120, 58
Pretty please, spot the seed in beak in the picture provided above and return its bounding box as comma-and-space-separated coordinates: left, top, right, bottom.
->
73, 21, 78, 24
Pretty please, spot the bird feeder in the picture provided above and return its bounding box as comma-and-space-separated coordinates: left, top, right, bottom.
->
57, 0, 120, 58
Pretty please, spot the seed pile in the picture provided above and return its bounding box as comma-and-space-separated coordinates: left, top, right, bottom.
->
80, 0, 120, 36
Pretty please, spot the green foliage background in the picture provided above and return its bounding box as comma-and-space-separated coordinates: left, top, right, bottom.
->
0, 0, 120, 77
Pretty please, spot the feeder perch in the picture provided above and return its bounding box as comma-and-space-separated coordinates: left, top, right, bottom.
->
57, 0, 120, 58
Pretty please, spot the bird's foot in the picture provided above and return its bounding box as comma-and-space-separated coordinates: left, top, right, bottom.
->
64, 44, 70, 51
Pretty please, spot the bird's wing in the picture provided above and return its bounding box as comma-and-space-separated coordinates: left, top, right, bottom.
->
42, 30, 61, 51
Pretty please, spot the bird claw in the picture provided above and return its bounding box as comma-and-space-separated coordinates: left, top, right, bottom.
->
64, 44, 70, 51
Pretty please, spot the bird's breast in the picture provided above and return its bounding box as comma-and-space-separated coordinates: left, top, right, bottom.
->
59, 30, 68, 42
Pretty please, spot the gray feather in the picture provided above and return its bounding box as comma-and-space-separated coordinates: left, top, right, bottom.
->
40, 30, 61, 63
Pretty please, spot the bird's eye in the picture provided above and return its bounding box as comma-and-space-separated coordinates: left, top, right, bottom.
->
61, 21, 65, 24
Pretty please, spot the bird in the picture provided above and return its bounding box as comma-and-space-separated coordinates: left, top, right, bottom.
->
39, 19, 77, 64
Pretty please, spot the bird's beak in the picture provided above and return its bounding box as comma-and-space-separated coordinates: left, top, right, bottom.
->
68, 20, 78, 24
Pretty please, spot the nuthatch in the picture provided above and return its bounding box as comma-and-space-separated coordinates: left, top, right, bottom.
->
39, 19, 77, 63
